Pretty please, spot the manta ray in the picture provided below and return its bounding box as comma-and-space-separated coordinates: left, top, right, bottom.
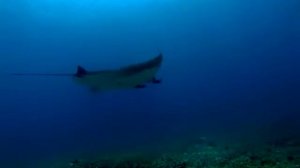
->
13, 53, 163, 91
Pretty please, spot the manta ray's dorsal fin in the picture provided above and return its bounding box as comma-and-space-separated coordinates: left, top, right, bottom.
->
76, 65, 87, 77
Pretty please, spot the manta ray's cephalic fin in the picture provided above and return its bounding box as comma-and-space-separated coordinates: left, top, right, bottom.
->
152, 77, 161, 84
76, 66, 88, 77
135, 84, 146, 88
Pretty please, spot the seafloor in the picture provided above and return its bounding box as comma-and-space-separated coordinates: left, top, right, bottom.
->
40, 135, 300, 168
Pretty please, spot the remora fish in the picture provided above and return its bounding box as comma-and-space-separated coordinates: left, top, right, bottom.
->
13, 53, 163, 91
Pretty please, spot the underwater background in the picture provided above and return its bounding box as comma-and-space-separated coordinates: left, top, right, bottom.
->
0, 0, 300, 167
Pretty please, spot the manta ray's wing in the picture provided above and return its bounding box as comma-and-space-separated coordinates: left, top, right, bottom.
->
119, 53, 163, 76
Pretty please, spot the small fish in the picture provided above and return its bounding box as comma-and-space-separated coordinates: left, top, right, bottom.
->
13, 53, 163, 92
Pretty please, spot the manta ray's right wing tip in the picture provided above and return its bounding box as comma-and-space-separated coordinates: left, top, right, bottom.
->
158, 52, 163, 58
153, 52, 163, 65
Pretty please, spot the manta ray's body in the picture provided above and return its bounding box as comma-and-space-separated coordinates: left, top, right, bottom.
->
13, 53, 163, 91
74, 53, 163, 91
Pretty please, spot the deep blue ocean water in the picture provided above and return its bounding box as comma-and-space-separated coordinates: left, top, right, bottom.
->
0, 0, 300, 167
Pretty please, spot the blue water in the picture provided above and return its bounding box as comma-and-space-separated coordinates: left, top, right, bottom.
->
0, 0, 300, 167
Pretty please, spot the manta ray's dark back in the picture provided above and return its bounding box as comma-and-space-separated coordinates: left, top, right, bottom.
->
74, 53, 163, 78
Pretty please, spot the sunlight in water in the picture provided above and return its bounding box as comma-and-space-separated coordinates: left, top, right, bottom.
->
28, 0, 154, 11
25, 0, 166, 24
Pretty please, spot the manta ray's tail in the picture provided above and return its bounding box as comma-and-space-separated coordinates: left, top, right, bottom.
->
12, 73, 74, 77
12, 65, 88, 77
